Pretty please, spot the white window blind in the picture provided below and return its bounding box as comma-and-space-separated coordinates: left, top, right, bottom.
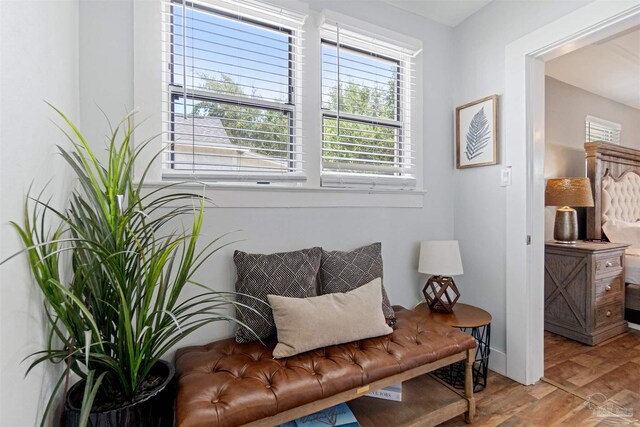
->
585, 115, 621, 145
162, 0, 306, 182
320, 22, 418, 189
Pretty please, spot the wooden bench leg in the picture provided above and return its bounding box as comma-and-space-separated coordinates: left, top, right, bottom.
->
464, 348, 476, 423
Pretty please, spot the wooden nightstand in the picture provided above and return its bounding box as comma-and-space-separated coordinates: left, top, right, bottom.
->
544, 241, 629, 345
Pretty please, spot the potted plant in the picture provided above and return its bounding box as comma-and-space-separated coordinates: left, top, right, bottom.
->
3, 107, 250, 427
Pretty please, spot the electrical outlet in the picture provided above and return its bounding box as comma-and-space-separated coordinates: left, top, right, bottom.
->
500, 167, 512, 187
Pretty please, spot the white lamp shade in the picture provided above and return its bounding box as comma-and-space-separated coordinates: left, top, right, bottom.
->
418, 240, 463, 276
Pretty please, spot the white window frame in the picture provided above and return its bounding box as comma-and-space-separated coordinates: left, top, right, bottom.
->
585, 115, 621, 145
161, 0, 306, 183
133, 0, 424, 207
318, 18, 418, 190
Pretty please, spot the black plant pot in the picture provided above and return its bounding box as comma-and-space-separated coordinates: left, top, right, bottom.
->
61, 360, 175, 427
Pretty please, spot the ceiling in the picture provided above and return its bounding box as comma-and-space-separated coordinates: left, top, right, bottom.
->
546, 27, 640, 110
382, 0, 492, 27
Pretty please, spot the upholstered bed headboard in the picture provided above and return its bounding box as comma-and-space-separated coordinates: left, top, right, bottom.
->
602, 172, 640, 225
586, 141, 640, 239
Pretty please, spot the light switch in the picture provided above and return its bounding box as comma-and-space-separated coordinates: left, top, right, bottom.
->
500, 167, 512, 187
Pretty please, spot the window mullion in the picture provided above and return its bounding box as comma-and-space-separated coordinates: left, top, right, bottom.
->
322, 111, 401, 128
297, 12, 320, 187
169, 85, 294, 112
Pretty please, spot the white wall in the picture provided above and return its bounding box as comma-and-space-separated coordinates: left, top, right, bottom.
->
79, 0, 134, 148
0, 6, 457, 424
0, 1, 455, 423
544, 75, 640, 240
452, 0, 592, 374
0, 1, 80, 425
77, 0, 458, 353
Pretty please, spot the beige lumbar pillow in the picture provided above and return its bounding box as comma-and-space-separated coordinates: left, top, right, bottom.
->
268, 278, 393, 358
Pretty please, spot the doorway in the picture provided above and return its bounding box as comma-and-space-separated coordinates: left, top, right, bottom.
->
541, 27, 640, 410
504, 2, 640, 385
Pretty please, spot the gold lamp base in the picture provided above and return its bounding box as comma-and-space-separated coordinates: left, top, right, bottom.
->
422, 275, 460, 313
554, 206, 578, 244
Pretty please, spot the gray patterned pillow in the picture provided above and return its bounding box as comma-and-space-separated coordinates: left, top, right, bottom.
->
234, 247, 322, 343
319, 242, 394, 319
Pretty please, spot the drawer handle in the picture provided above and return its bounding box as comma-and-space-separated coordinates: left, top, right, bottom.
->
606, 310, 612, 317
606, 285, 612, 291
605, 261, 614, 268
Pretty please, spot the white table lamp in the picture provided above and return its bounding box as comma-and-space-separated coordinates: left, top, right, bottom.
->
419, 240, 463, 313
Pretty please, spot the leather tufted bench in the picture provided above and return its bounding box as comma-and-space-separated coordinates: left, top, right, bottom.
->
174, 306, 477, 427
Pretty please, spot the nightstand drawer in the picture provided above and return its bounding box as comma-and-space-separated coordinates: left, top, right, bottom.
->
595, 253, 623, 277
595, 276, 624, 303
595, 302, 624, 329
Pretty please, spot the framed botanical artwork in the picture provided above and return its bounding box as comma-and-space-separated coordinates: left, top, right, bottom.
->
456, 95, 498, 169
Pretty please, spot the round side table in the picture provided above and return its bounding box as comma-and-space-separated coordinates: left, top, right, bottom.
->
417, 302, 491, 392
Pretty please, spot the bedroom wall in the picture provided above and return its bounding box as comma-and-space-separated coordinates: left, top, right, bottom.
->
544, 75, 640, 240
545, 75, 640, 180
452, 0, 592, 375
77, 0, 457, 351
546, 76, 640, 155
0, 1, 80, 425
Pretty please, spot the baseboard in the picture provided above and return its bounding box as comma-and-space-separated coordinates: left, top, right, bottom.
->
488, 347, 506, 376
629, 322, 640, 331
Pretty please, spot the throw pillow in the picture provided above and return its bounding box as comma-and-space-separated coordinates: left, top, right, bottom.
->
268, 278, 393, 358
234, 247, 322, 343
319, 242, 394, 319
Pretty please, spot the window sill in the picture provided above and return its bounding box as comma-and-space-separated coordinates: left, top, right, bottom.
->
140, 181, 425, 208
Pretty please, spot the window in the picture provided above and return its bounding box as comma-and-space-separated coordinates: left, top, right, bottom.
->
320, 23, 416, 189
585, 115, 621, 145
160, 1, 422, 191
163, 0, 305, 181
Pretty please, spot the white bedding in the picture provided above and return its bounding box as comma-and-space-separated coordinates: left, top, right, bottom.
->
626, 248, 640, 285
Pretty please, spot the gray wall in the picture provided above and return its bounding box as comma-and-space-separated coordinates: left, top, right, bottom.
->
546, 76, 640, 153
544, 76, 640, 240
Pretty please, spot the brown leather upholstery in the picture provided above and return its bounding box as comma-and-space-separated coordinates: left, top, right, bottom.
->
174, 306, 476, 427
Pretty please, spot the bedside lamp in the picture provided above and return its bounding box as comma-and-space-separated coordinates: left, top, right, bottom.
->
419, 240, 463, 313
545, 177, 594, 244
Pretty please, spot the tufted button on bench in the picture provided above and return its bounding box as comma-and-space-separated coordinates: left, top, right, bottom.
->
174, 306, 477, 427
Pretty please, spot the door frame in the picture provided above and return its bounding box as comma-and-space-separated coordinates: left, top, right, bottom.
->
504, 0, 640, 384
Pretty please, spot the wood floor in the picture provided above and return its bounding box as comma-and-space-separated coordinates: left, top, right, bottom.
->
437, 330, 640, 426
